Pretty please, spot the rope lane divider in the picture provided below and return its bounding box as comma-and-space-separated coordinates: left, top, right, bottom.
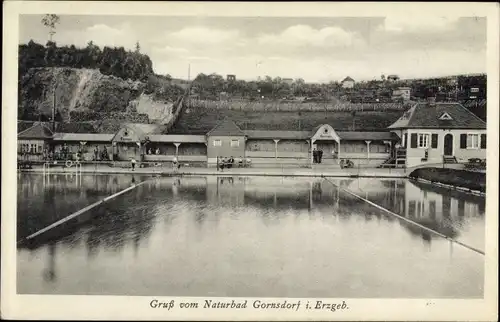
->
322, 177, 485, 256
19, 180, 150, 244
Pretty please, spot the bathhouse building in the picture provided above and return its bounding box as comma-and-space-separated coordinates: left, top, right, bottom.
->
17, 122, 53, 161
388, 102, 487, 168
17, 102, 487, 169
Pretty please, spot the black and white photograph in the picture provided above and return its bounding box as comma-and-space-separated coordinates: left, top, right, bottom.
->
2, 1, 498, 321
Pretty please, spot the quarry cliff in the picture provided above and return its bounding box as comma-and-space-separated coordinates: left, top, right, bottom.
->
18, 67, 185, 132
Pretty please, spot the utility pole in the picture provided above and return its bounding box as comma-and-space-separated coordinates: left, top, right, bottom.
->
52, 82, 57, 132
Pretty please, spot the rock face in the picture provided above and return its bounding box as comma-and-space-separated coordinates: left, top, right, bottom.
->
18, 67, 179, 127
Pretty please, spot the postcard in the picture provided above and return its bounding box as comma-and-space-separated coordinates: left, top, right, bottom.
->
2, 1, 498, 321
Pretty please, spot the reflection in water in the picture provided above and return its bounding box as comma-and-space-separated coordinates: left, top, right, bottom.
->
17, 174, 485, 298
19, 175, 485, 252
42, 242, 57, 283
17, 174, 150, 240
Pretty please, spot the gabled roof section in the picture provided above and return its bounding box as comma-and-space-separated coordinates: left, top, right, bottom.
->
387, 104, 417, 129
310, 124, 340, 143
18, 122, 53, 139
207, 119, 245, 136
342, 76, 355, 82
388, 102, 486, 129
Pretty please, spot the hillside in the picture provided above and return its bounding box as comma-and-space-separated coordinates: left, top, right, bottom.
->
18, 67, 185, 130
170, 103, 403, 134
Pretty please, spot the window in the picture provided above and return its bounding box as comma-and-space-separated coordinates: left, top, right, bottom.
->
431, 134, 438, 149
466, 134, 480, 149
213, 140, 222, 147
230, 139, 239, 147
417, 133, 430, 148
470, 87, 479, 93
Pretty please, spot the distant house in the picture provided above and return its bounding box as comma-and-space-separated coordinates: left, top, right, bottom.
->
227, 74, 236, 82
387, 75, 400, 82
392, 87, 411, 101
341, 76, 355, 89
282, 78, 294, 85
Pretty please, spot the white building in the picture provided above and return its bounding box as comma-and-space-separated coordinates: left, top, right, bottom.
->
341, 76, 355, 89
392, 87, 411, 101
388, 102, 487, 168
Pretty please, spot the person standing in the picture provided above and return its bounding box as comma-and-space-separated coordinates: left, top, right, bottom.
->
131, 157, 136, 171
318, 149, 323, 164
313, 148, 318, 164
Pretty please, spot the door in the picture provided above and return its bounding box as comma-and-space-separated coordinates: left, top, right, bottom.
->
444, 134, 453, 156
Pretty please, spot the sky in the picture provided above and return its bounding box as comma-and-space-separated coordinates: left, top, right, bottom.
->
19, 15, 487, 83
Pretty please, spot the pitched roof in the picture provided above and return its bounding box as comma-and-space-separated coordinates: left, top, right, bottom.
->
245, 130, 311, 140
207, 119, 245, 136
388, 102, 486, 129
342, 76, 355, 82
17, 123, 53, 139
53, 133, 114, 142
337, 131, 399, 141
148, 134, 206, 143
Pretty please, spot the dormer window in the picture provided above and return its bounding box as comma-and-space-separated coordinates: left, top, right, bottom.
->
439, 112, 453, 121
124, 130, 129, 136
324, 128, 328, 134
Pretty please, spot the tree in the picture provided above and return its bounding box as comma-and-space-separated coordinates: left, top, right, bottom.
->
135, 41, 141, 53
41, 14, 60, 42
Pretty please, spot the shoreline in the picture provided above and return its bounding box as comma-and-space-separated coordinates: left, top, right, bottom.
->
17, 165, 408, 178
408, 167, 486, 197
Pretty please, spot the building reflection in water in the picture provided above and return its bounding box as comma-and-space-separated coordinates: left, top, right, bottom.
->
18, 174, 485, 260
42, 241, 57, 283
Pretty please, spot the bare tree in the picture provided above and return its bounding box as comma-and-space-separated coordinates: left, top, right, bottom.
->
41, 14, 60, 42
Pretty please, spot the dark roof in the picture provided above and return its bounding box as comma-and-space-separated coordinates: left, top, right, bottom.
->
17, 123, 53, 139
53, 133, 114, 142
207, 119, 245, 136
342, 76, 355, 82
245, 130, 311, 140
337, 131, 399, 141
388, 102, 486, 129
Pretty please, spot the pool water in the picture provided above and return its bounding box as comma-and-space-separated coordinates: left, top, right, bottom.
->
17, 174, 485, 298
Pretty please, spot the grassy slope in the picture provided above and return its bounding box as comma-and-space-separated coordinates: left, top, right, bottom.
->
170, 105, 403, 134
409, 167, 486, 192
